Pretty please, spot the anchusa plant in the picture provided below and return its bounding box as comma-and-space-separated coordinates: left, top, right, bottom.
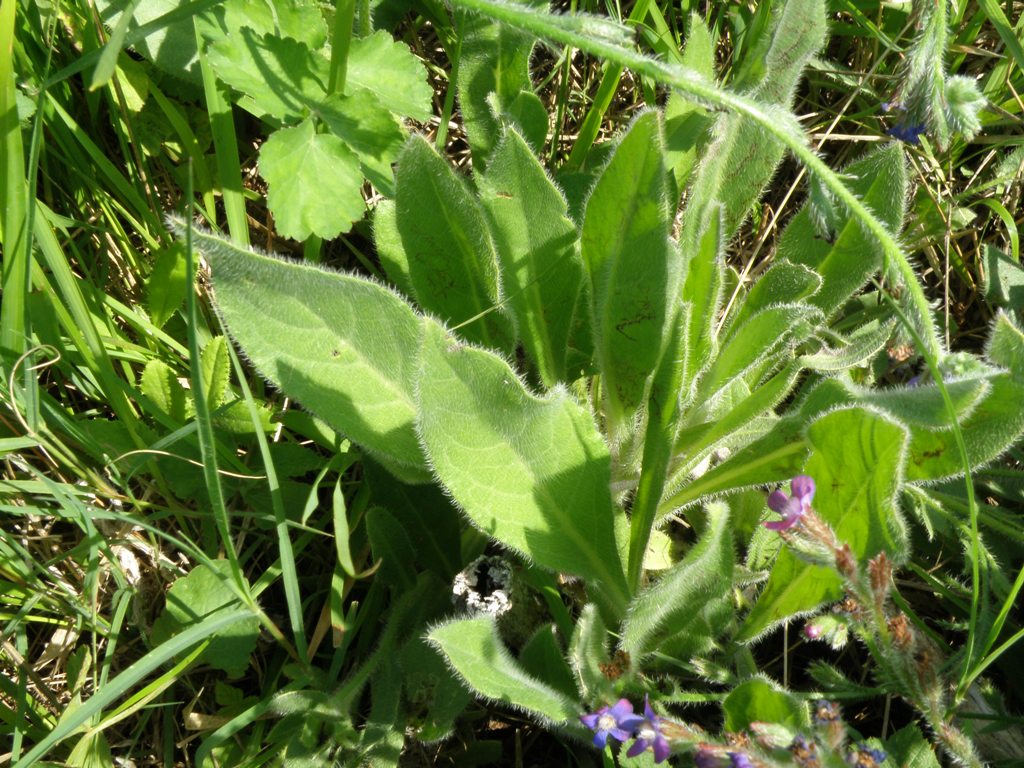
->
173, 0, 1021, 763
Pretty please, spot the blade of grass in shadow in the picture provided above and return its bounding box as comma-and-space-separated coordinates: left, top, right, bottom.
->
11, 609, 254, 768
226, 340, 310, 661
88, 0, 145, 91
180, 180, 298, 661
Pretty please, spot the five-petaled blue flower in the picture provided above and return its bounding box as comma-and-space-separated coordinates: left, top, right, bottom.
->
625, 695, 671, 763
580, 698, 643, 750
765, 475, 815, 530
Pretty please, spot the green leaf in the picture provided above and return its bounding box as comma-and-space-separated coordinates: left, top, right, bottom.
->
179, 222, 430, 482
416, 322, 629, 609
140, 360, 189, 423
778, 144, 908, 316
681, 206, 724, 380
981, 244, 1024, 310
150, 561, 260, 677
146, 241, 190, 328
663, 417, 809, 515
905, 374, 1024, 482
456, 3, 537, 165
480, 129, 586, 386
739, 407, 908, 641
699, 304, 824, 398
724, 261, 822, 336
885, 724, 942, 768
987, 310, 1024, 380
569, 604, 613, 703
205, 30, 328, 121
723, 677, 808, 732
621, 501, 733, 658
201, 335, 230, 410
365, 506, 418, 591
346, 31, 432, 122
373, 199, 414, 298
679, 362, 801, 464
496, 90, 549, 155
664, 13, 714, 200
202, 0, 327, 50
518, 624, 578, 699
395, 136, 513, 350
855, 378, 991, 430
680, 0, 826, 240
363, 458, 463, 580
397, 637, 472, 743
259, 119, 365, 240
427, 616, 579, 723
318, 90, 406, 193
799, 319, 895, 372
582, 111, 676, 427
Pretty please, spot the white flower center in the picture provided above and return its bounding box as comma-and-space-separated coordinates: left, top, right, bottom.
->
598, 713, 617, 731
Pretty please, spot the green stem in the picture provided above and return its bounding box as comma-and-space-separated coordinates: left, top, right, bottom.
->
329, 0, 356, 95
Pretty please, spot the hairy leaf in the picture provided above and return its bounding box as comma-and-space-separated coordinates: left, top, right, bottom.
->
582, 111, 676, 427
178, 222, 430, 482
480, 129, 586, 386
428, 616, 578, 723
416, 322, 629, 607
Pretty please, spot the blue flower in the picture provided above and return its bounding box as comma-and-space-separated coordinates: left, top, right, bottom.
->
625, 695, 670, 763
766, 475, 815, 530
580, 698, 643, 750
887, 121, 927, 144
729, 752, 755, 768
849, 743, 887, 767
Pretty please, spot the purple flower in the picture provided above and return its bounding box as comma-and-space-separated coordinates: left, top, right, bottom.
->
580, 698, 643, 750
729, 753, 755, 768
765, 475, 815, 530
625, 695, 670, 763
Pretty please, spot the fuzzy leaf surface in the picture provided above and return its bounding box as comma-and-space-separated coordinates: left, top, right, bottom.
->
416, 322, 628, 605
582, 111, 675, 426
428, 616, 578, 722
621, 502, 733, 658
395, 136, 512, 350
480, 129, 586, 386
181, 223, 429, 482
778, 144, 908, 316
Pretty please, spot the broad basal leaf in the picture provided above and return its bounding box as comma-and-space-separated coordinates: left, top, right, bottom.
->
582, 111, 676, 428
416, 322, 629, 608
177, 222, 430, 482
739, 407, 907, 641
259, 119, 364, 240
480, 129, 586, 387
428, 616, 579, 723
395, 136, 513, 350
456, 3, 537, 165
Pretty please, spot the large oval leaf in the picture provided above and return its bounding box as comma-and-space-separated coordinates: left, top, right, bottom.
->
179, 222, 429, 482
416, 322, 629, 609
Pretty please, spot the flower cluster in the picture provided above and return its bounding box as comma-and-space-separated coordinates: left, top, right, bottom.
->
580, 696, 670, 763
